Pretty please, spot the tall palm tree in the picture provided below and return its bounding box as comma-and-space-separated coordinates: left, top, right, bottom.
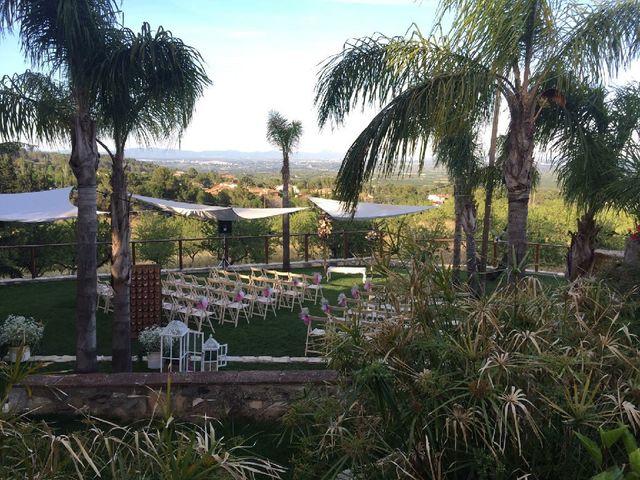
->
0, 0, 118, 372
538, 82, 640, 279
266, 111, 302, 271
315, 0, 640, 272
94, 23, 210, 372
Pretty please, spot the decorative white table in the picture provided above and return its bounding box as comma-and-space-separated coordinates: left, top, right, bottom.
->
326, 266, 368, 283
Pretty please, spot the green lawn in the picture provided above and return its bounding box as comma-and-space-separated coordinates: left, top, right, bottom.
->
0, 269, 378, 359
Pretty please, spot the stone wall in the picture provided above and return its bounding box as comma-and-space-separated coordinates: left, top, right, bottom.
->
7, 370, 337, 421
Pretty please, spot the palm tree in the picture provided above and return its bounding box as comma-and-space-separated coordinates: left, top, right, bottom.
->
266, 111, 302, 271
434, 128, 482, 289
0, 0, 118, 372
315, 0, 640, 272
538, 82, 640, 279
94, 23, 210, 372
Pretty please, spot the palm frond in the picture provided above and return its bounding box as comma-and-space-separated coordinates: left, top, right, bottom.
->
547, 0, 640, 83
94, 22, 210, 148
0, 70, 71, 143
333, 68, 494, 210
437, 0, 557, 75
536, 80, 640, 215
266, 110, 303, 154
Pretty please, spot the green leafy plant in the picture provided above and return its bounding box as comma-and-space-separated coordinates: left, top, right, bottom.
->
576, 425, 640, 480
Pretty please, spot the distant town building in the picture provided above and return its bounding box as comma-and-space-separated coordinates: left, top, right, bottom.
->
427, 193, 449, 205
275, 184, 300, 195
205, 182, 238, 195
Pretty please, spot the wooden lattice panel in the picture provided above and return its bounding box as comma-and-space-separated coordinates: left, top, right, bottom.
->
130, 264, 161, 338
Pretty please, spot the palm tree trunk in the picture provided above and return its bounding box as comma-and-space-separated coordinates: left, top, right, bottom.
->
567, 209, 599, 281
461, 194, 478, 291
282, 151, 290, 271
69, 112, 99, 373
452, 182, 462, 282
504, 109, 535, 276
479, 94, 501, 275
111, 146, 132, 372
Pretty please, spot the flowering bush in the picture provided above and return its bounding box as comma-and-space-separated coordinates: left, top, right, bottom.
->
365, 229, 380, 242
317, 213, 333, 240
0, 315, 44, 348
138, 325, 163, 352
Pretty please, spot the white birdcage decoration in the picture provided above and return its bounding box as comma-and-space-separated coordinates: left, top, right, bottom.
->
202, 334, 228, 372
159, 320, 204, 372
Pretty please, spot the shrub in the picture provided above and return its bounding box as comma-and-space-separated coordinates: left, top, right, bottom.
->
0, 315, 43, 348
283, 236, 640, 479
134, 213, 180, 266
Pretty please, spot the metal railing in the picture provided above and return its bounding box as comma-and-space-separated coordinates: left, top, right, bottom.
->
0, 231, 570, 279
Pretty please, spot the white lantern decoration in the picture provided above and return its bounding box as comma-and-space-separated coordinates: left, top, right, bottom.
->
202, 335, 228, 372
159, 320, 204, 372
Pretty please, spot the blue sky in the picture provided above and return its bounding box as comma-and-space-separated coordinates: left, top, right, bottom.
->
0, 0, 437, 154
0, 1, 637, 156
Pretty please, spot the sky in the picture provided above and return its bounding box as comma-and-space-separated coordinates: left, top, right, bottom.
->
0, 0, 638, 156
0, 0, 437, 155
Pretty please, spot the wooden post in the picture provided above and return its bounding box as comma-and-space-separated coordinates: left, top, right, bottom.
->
342, 230, 349, 259
304, 234, 309, 262
534, 243, 540, 272
131, 242, 136, 265
264, 236, 269, 264
30, 246, 36, 279
223, 236, 230, 266
178, 239, 183, 270
492, 239, 498, 267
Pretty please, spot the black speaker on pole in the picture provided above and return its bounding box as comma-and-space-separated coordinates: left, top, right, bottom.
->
218, 220, 233, 235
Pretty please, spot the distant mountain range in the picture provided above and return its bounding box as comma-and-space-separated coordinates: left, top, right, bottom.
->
124, 148, 345, 162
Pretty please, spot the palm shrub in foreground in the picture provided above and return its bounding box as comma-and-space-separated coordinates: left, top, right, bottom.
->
283, 237, 640, 479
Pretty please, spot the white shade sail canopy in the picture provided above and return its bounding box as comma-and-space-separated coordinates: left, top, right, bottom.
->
308, 196, 436, 221
0, 187, 78, 223
132, 194, 307, 221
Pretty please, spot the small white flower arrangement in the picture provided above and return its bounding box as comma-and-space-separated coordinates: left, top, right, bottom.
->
0, 315, 44, 348
138, 326, 163, 353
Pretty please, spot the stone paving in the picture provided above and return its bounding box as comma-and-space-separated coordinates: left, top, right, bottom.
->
29, 354, 327, 364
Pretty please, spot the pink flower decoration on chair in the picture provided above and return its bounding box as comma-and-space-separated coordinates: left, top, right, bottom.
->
293, 278, 300, 287
351, 285, 360, 299
262, 286, 273, 297
196, 297, 209, 310
337, 293, 347, 307
313, 273, 322, 285
363, 280, 373, 292
320, 298, 331, 314
299, 308, 311, 325
234, 289, 246, 302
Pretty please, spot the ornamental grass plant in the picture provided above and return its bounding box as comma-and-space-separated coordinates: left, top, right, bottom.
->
0, 361, 285, 479
283, 235, 640, 479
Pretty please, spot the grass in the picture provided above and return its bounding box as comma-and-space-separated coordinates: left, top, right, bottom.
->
0, 268, 377, 359
0, 267, 566, 362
